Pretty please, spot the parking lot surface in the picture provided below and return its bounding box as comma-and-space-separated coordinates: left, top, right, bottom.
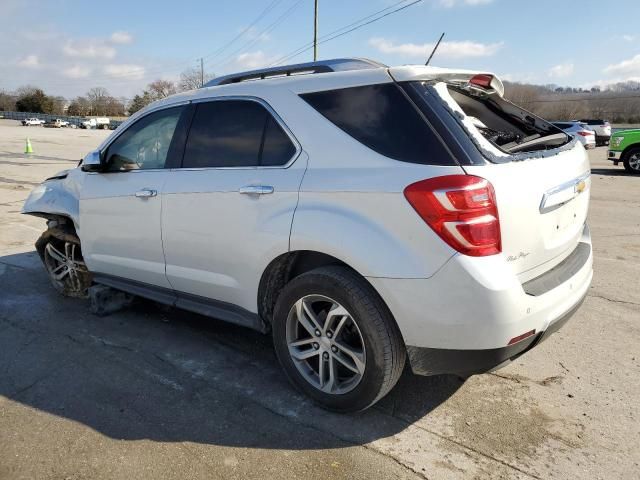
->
0, 120, 638, 479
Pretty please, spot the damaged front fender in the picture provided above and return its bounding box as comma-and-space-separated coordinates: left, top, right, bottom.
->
22, 167, 84, 232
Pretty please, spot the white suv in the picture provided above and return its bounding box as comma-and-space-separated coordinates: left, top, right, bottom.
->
23, 58, 593, 412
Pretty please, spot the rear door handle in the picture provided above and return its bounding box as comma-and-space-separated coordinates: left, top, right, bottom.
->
238, 185, 274, 195
134, 188, 157, 198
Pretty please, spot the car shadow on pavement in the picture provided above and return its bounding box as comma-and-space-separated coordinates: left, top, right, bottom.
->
0, 251, 463, 450
590, 167, 638, 177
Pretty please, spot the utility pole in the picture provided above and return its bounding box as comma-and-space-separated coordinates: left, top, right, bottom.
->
200, 58, 204, 87
425, 32, 445, 66
313, 0, 318, 61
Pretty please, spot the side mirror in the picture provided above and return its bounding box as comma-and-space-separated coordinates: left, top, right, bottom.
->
81, 150, 103, 172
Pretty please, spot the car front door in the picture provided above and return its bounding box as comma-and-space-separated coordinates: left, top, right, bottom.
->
80, 105, 187, 289
162, 98, 305, 316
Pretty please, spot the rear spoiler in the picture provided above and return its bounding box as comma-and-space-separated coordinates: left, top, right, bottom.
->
388, 65, 505, 97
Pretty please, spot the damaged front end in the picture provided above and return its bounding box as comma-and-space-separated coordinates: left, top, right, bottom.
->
23, 167, 91, 298
22, 167, 82, 229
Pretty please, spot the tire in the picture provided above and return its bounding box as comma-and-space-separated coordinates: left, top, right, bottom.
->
35, 228, 92, 298
272, 266, 405, 412
623, 147, 640, 175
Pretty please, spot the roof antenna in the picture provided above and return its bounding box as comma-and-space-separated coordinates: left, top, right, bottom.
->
425, 32, 445, 66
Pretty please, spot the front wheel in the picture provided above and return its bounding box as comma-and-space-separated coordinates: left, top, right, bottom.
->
36, 230, 92, 298
623, 147, 640, 174
272, 266, 405, 412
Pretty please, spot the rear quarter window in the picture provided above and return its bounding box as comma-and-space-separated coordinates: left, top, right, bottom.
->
300, 83, 456, 166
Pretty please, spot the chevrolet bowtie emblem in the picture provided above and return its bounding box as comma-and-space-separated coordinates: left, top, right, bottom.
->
575, 180, 586, 194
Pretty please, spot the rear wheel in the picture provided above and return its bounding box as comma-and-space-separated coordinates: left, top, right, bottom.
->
272, 266, 405, 412
38, 230, 91, 298
623, 147, 640, 174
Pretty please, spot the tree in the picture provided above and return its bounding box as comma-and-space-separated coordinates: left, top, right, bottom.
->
86, 87, 109, 115
0, 90, 16, 111
15, 88, 55, 113
51, 96, 67, 115
128, 91, 154, 115
67, 96, 91, 116
503, 82, 541, 110
179, 67, 215, 91
148, 79, 177, 99
104, 96, 125, 116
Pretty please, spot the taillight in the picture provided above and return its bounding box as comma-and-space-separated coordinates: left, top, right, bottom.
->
404, 175, 501, 257
469, 74, 494, 89
577, 131, 594, 137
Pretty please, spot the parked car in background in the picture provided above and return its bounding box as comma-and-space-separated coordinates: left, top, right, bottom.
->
45, 119, 69, 128
608, 129, 640, 174
576, 119, 611, 146
552, 121, 596, 149
21, 118, 45, 126
81, 117, 110, 130
22, 59, 593, 412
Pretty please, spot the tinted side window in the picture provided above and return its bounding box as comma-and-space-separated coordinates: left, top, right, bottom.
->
261, 115, 296, 166
183, 100, 266, 168
300, 84, 454, 165
105, 106, 183, 171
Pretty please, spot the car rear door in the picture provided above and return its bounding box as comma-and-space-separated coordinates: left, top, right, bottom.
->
80, 105, 187, 289
161, 97, 305, 315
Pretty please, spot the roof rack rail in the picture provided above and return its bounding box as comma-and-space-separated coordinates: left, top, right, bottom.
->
203, 58, 387, 87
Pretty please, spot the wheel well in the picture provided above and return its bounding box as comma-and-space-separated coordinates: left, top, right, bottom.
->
621, 144, 640, 161
33, 215, 78, 261
257, 251, 353, 326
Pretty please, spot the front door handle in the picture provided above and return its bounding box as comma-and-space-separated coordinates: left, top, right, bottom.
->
238, 185, 274, 195
134, 188, 157, 198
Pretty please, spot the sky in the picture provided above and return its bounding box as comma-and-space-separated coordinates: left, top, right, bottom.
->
2, 0, 640, 100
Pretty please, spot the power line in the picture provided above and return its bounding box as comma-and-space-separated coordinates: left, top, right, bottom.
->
207, 0, 305, 72
37, 0, 288, 89
271, 0, 423, 67
269, 0, 415, 67
200, 0, 283, 62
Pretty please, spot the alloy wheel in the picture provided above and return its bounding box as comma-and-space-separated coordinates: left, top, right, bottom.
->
43, 241, 89, 294
285, 295, 366, 394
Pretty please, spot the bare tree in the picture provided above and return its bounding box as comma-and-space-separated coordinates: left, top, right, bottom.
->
147, 79, 177, 99
179, 67, 215, 91
0, 90, 16, 111
86, 87, 110, 115
503, 82, 542, 110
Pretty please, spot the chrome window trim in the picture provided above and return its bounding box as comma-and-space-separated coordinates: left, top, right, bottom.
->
96, 95, 301, 173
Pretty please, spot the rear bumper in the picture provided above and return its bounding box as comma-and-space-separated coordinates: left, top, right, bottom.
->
367, 224, 592, 376
405, 292, 585, 376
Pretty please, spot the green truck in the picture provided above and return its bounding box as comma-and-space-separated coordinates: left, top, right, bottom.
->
608, 129, 640, 174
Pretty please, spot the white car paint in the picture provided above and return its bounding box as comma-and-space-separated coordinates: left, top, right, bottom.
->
22, 118, 45, 126
80, 170, 173, 288
577, 119, 611, 144
22, 61, 592, 360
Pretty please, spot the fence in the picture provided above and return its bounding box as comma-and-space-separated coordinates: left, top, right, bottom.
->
0, 111, 124, 128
